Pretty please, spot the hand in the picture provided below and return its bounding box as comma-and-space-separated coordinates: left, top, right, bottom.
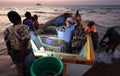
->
85, 28, 90, 34
79, 15, 82, 21
99, 40, 106, 47
76, 17, 81, 21
16, 64, 24, 76
17, 63, 23, 73
8, 50, 13, 55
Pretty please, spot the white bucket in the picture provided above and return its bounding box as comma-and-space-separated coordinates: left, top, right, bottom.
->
56, 29, 65, 40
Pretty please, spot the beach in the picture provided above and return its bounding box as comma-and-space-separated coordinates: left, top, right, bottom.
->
0, 5, 120, 76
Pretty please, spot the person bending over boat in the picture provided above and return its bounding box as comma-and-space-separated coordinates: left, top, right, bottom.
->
64, 17, 75, 53
99, 26, 120, 53
4, 11, 35, 76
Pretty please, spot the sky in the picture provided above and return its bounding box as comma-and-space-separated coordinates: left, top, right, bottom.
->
0, 0, 120, 5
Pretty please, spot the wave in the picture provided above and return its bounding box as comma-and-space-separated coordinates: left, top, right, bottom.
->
0, 14, 6, 16
32, 11, 60, 15
96, 22, 114, 27
0, 5, 119, 28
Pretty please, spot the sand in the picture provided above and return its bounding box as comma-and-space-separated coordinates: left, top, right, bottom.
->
0, 16, 17, 75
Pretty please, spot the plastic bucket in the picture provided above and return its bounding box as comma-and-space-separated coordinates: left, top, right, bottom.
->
56, 29, 65, 40
30, 56, 63, 76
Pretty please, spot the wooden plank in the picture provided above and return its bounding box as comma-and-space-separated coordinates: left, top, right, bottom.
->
63, 63, 67, 76
61, 57, 95, 65
89, 34, 96, 61
86, 34, 91, 60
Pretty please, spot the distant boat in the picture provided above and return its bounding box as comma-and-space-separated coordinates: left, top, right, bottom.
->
36, 3, 41, 6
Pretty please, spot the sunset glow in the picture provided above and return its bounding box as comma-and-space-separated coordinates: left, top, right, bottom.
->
0, 0, 120, 5
0, 0, 81, 2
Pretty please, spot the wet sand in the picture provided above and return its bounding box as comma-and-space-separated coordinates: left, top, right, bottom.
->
0, 22, 18, 76
84, 62, 120, 76
0, 41, 17, 76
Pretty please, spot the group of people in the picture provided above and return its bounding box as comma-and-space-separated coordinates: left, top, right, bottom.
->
23, 11, 40, 40
4, 10, 99, 75
23, 11, 39, 31
72, 10, 120, 54
64, 10, 99, 53
4, 10, 120, 76
64, 10, 120, 54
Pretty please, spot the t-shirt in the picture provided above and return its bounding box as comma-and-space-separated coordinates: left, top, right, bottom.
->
65, 24, 75, 43
4, 24, 31, 50
23, 19, 35, 31
87, 25, 97, 33
86, 25, 98, 39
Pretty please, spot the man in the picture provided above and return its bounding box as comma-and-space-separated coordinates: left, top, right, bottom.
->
64, 17, 75, 53
23, 11, 37, 40
4, 11, 35, 76
86, 21, 99, 50
100, 26, 120, 53
78, 14, 98, 51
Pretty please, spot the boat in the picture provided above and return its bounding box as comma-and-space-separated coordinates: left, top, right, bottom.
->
31, 12, 96, 75
36, 3, 41, 6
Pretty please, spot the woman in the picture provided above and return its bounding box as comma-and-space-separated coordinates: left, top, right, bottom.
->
23, 11, 35, 31
4, 11, 35, 76
33, 14, 39, 30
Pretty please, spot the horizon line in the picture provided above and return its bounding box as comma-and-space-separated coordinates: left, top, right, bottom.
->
0, 2, 120, 6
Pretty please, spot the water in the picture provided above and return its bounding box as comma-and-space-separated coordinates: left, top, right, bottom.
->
0, 4, 120, 64
0, 5, 120, 25
0, 5, 120, 33
68, 5, 120, 26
